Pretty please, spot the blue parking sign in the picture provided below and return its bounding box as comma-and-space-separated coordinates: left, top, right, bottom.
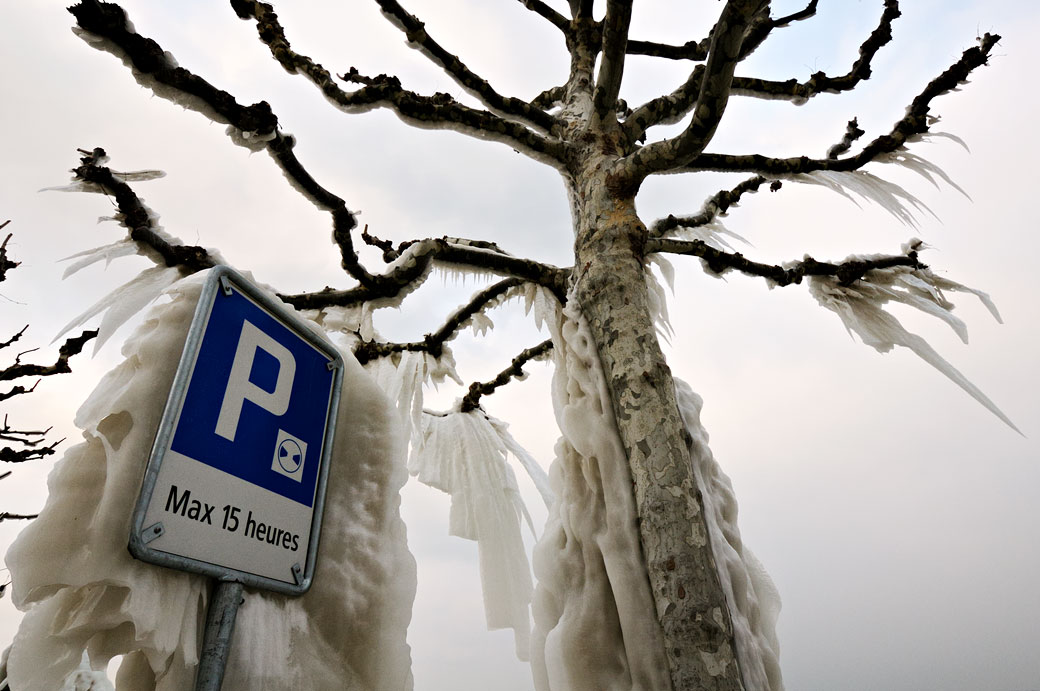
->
130, 266, 343, 595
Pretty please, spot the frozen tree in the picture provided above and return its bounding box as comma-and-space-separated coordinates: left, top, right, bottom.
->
8, 1, 1012, 689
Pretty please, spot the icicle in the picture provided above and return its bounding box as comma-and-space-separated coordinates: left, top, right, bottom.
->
645, 254, 675, 341
366, 350, 429, 454
55, 265, 182, 353
409, 410, 538, 660
808, 260, 1018, 432
61, 240, 139, 279
521, 283, 558, 331
792, 169, 933, 227
470, 311, 494, 336
486, 415, 553, 509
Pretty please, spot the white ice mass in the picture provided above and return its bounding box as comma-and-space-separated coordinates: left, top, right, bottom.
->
2, 270, 416, 690
530, 301, 782, 691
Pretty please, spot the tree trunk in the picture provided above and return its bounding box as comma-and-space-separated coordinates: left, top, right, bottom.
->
531, 154, 746, 690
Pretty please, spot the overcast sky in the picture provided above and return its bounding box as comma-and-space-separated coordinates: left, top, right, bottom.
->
2, 1, 1038, 690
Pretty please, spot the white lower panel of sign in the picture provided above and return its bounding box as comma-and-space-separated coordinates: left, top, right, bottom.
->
142, 450, 313, 584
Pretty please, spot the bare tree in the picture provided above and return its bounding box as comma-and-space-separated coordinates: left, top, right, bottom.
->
54, 1, 1005, 689
0, 224, 96, 519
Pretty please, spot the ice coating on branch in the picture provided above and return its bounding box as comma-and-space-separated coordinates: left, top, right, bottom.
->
530, 301, 673, 691
4, 270, 416, 690
409, 410, 550, 659
809, 258, 1018, 431
674, 379, 784, 691
792, 169, 932, 227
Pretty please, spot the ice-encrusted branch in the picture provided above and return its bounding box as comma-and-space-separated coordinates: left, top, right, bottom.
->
352, 278, 525, 364
649, 175, 777, 239
828, 118, 867, 160
371, 0, 560, 133
682, 33, 1000, 177
459, 338, 554, 412
229, 0, 566, 164
282, 241, 569, 310
730, 0, 900, 104
68, 0, 384, 288
72, 149, 218, 274
647, 236, 924, 287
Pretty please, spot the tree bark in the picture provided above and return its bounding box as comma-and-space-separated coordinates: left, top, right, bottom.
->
567, 163, 745, 690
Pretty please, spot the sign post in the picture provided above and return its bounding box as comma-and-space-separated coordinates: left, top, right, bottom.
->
129, 266, 343, 689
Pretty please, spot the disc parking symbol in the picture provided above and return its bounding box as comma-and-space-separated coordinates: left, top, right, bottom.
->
271, 430, 308, 482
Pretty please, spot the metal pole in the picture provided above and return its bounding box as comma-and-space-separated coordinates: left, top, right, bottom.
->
195, 580, 245, 691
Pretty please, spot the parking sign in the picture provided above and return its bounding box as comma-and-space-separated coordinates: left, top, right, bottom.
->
130, 266, 343, 595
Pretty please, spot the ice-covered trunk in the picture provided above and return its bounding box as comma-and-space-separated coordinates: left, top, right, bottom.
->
531, 176, 746, 690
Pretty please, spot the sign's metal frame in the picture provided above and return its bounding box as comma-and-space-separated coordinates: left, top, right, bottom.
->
129, 265, 343, 596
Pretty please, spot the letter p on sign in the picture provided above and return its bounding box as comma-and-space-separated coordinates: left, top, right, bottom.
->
215, 320, 296, 441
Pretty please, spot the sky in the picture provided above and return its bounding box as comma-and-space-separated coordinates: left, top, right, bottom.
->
1, 1, 1038, 690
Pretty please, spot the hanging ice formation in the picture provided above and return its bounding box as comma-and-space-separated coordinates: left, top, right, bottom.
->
529, 301, 783, 691
315, 282, 557, 661
808, 241, 1017, 432
2, 270, 416, 691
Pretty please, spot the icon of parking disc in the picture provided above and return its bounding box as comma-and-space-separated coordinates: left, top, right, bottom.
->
272, 430, 307, 481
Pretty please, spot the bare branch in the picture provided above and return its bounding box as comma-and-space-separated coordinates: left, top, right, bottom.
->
771, 0, 819, 27
649, 175, 776, 238
592, 0, 633, 124
460, 338, 553, 412
626, 38, 710, 62
372, 0, 561, 133
1, 326, 28, 351
0, 511, 40, 522
0, 230, 18, 282
730, 1, 900, 103
531, 84, 567, 110
649, 237, 924, 287
515, 0, 570, 34
229, 0, 566, 163
0, 330, 99, 383
571, 0, 594, 21
0, 414, 63, 464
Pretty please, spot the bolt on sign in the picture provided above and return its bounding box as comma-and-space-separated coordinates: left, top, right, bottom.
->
130, 266, 344, 595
